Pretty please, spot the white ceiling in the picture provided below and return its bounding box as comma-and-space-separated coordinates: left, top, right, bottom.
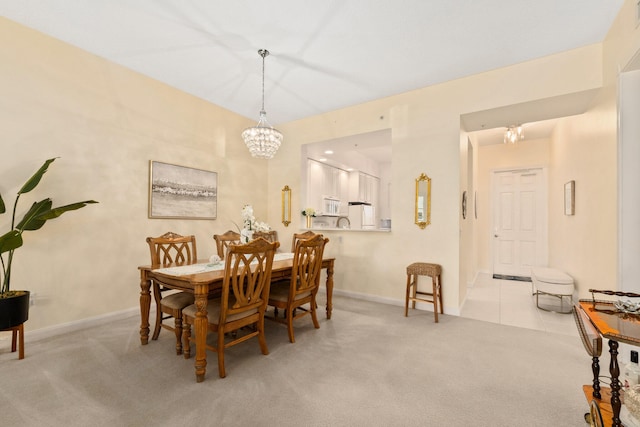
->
0, 1, 625, 145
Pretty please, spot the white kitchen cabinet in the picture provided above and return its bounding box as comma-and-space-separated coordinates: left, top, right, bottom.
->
353, 172, 379, 205
307, 159, 350, 216
339, 169, 349, 215
307, 160, 324, 212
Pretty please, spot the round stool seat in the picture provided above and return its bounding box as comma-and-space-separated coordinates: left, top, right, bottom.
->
532, 267, 574, 296
531, 267, 574, 314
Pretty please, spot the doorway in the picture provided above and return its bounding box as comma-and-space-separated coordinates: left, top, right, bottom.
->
491, 168, 548, 279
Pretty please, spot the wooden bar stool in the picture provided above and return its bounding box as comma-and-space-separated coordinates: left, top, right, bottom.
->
405, 262, 443, 322
1, 323, 25, 359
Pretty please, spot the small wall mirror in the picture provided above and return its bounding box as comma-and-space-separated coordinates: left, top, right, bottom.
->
282, 185, 291, 227
415, 173, 431, 229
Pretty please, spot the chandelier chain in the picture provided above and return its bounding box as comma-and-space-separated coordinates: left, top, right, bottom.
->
259, 49, 268, 113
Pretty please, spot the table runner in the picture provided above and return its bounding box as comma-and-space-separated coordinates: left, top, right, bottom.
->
153, 252, 294, 276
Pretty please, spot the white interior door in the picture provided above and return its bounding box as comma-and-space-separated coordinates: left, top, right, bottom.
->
492, 169, 547, 278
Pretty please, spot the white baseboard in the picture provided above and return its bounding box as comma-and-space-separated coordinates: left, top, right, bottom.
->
20, 306, 140, 343
322, 287, 459, 316
8, 286, 462, 344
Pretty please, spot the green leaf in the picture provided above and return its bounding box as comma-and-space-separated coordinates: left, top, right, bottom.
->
0, 193, 5, 214
0, 230, 23, 254
35, 200, 98, 221
16, 199, 53, 231
18, 158, 57, 195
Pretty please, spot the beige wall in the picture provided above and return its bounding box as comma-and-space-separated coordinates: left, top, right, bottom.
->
548, 88, 618, 298
269, 44, 608, 314
0, 17, 268, 331
1, 0, 639, 334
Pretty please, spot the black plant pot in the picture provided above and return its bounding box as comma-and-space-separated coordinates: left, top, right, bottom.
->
0, 291, 30, 329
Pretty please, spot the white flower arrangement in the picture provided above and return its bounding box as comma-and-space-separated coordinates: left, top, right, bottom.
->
253, 221, 271, 232
301, 207, 316, 217
238, 205, 270, 242
241, 204, 255, 229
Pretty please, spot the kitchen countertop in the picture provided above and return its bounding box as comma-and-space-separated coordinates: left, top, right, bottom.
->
307, 227, 391, 232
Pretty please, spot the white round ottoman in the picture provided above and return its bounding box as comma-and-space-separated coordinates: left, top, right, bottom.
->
531, 267, 574, 314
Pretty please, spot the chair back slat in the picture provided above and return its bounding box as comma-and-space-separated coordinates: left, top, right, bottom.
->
253, 230, 278, 244
213, 230, 242, 260
290, 230, 316, 252
147, 231, 197, 266
221, 238, 279, 322
291, 234, 328, 298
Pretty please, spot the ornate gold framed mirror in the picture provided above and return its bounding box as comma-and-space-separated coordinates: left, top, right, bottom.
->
282, 185, 291, 227
415, 173, 431, 229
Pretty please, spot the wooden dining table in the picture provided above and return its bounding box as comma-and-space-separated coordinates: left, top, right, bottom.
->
138, 254, 335, 382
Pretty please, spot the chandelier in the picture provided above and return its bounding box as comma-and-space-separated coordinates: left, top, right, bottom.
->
242, 49, 283, 159
503, 125, 524, 144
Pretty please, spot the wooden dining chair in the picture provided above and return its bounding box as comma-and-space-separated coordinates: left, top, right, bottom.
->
290, 230, 316, 252
253, 230, 278, 244
267, 234, 328, 343
213, 230, 241, 260
182, 237, 279, 378
146, 231, 197, 355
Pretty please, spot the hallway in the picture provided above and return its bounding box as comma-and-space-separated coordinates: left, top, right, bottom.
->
461, 272, 577, 337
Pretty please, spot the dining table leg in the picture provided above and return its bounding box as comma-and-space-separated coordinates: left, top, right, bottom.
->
194, 283, 208, 383
325, 259, 334, 319
139, 271, 151, 345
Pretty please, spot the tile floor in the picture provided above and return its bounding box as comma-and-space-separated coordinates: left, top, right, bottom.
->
460, 272, 578, 337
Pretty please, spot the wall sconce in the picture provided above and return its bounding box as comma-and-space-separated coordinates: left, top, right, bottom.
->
282, 185, 291, 227
415, 173, 431, 229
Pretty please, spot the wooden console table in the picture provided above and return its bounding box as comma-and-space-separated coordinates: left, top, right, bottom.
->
576, 295, 640, 426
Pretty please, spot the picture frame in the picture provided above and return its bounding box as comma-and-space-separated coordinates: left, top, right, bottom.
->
149, 160, 217, 219
564, 180, 575, 216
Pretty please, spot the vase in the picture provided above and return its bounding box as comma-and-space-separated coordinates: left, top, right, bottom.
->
306, 216, 312, 228
241, 228, 253, 243
0, 290, 30, 329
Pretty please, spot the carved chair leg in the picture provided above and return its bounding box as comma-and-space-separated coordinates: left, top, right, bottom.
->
310, 298, 320, 329
174, 315, 183, 355
258, 317, 269, 355
217, 328, 226, 378
287, 307, 295, 343
152, 283, 163, 340
183, 319, 192, 359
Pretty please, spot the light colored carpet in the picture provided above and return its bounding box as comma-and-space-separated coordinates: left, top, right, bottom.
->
0, 295, 590, 426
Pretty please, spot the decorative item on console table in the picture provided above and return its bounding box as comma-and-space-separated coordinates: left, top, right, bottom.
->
301, 207, 316, 228
0, 158, 97, 339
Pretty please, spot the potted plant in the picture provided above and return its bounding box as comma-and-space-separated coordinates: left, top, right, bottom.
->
0, 158, 97, 330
